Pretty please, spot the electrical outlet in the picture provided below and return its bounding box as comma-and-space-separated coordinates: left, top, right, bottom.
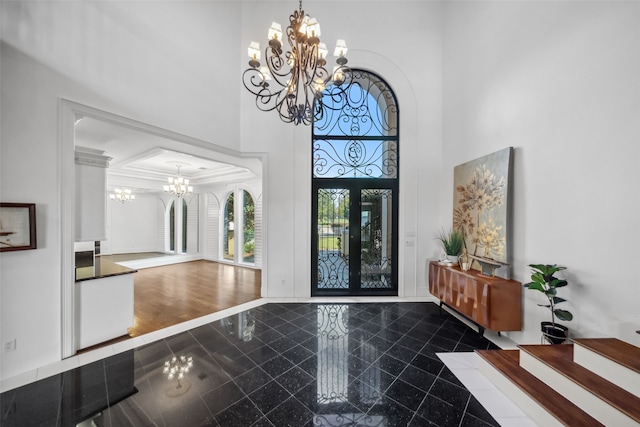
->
4, 339, 16, 352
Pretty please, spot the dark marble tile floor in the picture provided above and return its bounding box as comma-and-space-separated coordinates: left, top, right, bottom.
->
1, 302, 501, 426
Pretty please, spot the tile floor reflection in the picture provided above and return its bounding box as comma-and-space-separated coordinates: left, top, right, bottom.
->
1, 302, 501, 426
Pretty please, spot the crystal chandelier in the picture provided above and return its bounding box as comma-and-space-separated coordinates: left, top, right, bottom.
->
242, 0, 349, 126
163, 164, 193, 197
109, 188, 135, 203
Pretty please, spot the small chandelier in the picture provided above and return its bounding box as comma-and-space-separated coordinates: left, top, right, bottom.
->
109, 188, 135, 203
164, 164, 193, 197
242, 0, 349, 126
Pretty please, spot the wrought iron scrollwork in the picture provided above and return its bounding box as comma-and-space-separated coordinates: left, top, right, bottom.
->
314, 70, 397, 137
313, 139, 398, 178
317, 189, 350, 290
313, 70, 398, 179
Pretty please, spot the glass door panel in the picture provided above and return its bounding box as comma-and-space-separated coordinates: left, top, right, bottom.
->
316, 188, 350, 290
313, 184, 396, 296
360, 189, 393, 290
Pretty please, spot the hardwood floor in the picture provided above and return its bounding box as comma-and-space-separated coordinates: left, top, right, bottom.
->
79, 260, 261, 353
129, 260, 261, 337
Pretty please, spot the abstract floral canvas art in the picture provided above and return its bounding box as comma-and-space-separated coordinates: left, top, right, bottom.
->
453, 148, 513, 276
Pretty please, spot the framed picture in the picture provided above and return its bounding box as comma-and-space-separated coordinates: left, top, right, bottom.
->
0, 203, 37, 252
453, 147, 513, 278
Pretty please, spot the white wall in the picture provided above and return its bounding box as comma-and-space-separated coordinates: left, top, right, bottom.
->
104, 193, 160, 254
442, 1, 640, 344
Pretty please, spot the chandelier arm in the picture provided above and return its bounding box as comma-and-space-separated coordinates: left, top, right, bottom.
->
259, 88, 287, 113
266, 47, 286, 73
302, 40, 317, 75
278, 90, 298, 124
241, 69, 268, 96
265, 58, 292, 88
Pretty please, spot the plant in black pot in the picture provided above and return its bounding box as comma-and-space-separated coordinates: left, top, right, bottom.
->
524, 264, 573, 344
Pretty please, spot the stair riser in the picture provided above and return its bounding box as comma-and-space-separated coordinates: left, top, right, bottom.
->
476, 355, 565, 427
520, 351, 640, 427
574, 344, 640, 399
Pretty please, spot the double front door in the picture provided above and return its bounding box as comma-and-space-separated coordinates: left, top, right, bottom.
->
312, 180, 398, 296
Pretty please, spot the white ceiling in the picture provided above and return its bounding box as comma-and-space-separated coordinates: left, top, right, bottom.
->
74, 117, 259, 193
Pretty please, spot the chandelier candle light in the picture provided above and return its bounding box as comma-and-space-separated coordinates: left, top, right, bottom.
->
242, 0, 349, 125
164, 164, 193, 198
109, 188, 135, 203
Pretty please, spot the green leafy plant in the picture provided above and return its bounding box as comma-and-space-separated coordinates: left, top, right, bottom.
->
524, 264, 573, 325
243, 240, 255, 255
436, 228, 464, 256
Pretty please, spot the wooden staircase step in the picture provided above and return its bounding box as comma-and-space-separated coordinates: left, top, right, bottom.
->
573, 338, 640, 373
573, 338, 640, 398
519, 344, 640, 425
476, 349, 604, 427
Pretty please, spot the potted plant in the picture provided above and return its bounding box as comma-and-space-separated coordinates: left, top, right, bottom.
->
524, 264, 573, 344
436, 228, 464, 264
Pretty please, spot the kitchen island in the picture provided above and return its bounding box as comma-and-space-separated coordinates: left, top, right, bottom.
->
75, 257, 137, 350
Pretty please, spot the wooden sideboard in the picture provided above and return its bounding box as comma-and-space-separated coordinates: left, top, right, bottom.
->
428, 261, 522, 333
